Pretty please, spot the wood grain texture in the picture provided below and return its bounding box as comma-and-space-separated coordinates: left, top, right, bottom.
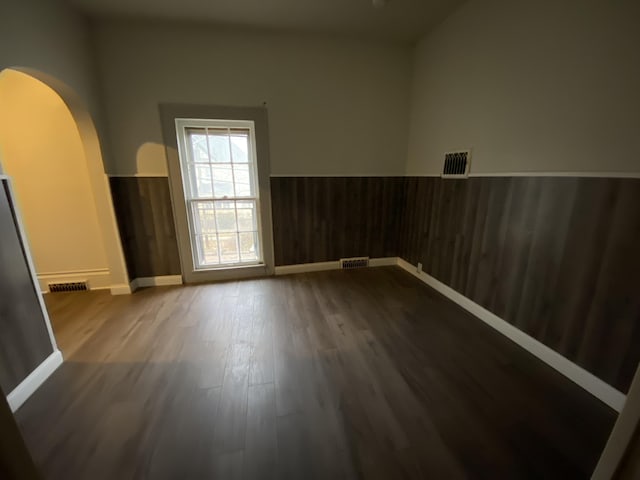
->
270, 177, 405, 265
109, 177, 181, 278
399, 176, 640, 393
109, 175, 640, 393
16, 268, 615, 479
616, 425, 640, 479
0, 385, 42, 479
0, 181, 53, 393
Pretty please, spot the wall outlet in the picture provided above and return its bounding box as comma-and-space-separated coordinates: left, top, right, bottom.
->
417, 262, 422, 274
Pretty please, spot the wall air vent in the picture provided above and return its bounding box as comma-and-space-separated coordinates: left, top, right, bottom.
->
340, 257, 369, 269
48, 281, 88, 293
442, 150, 471, 178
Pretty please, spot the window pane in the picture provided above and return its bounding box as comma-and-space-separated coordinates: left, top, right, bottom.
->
191, 165, 212, 198
214, 202, 236, 232
236, 201, 256, 231
218, 233, 239, 263
197, 234, 219, 265
179, 121, 261, 270
208, 131, 231, 163
233, 163, 252, 197
239, 231, 258, 262
192, 201, 216, 234
188, 129, 209, 163
230, 133, 249, 163
212, 164, 234, 197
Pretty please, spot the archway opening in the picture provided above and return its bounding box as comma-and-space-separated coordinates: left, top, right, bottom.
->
0, 67, 129, 295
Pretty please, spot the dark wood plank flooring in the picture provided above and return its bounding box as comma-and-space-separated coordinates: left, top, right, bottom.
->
16, 267, 616, 479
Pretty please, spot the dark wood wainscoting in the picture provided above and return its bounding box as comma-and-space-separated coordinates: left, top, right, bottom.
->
399, 176, 640, 393
0, 181, 53, 393
270, 177, 405, 265
617, 425, 640, 479
108, 174, 639, 392
109, 177, 181, 279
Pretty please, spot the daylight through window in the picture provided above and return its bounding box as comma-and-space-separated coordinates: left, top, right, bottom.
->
178, 121, 262, 269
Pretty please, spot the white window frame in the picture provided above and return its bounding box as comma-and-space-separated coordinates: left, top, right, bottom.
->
175, 118, 264, 271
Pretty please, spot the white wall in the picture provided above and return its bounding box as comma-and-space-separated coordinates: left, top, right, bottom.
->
407, 0, 640, 175
0, 70, 110, 286
94, 20, 413, 176
0, 0, 108, 152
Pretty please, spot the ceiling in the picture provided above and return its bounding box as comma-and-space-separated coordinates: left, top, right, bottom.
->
66, 0, 466, 43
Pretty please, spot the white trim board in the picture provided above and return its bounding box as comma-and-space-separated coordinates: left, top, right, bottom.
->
271, 173, 640, 179
468, 171, 640, 179
274, 257, 397, 275
107, 173, 640, 181
396, 258, 626, 412
107, 173, 169, 178
110, 283, 132, 295
275, 260, 339, 275
404, 172, 640, 179
130, 275, 183, 291
7, 350, 63, 412
269, 174, 406, 178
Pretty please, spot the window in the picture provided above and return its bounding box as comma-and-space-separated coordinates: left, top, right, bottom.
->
175, 119, 262, 270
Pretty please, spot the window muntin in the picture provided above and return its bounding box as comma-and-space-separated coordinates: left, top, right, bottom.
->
177, 121, 262, 269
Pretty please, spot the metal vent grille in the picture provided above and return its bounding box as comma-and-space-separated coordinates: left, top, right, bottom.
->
443, 151, 470, 177
340, 257, 369, 269
49, 281, 88, 293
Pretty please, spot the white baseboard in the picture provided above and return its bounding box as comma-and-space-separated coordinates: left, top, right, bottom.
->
265, 256, 626, 410
7, 350, 63, 412
274, 257, 398, 276
396, 258, 626, 412
37, 270, 138, 295
130, 275, 183, 291
368, 257, 398, 267
110, 283, 132, 295
275, 260, 340, 275
38, 268, 111, 293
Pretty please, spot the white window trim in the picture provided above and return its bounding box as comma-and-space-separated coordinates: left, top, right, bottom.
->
175, 118, 264, 271
160, 103, 275, 284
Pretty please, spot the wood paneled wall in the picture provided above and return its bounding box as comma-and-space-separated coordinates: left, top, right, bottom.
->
0, 181, 53, 393
109, 177, 181, 279
617, 426, 640, 479
109, 174, 640, 392
399, 176, 640, 393
0, 385, 42, 479
270, 177, 405, 265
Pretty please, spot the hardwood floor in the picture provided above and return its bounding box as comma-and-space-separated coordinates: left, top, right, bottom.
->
16, 267, 615, 479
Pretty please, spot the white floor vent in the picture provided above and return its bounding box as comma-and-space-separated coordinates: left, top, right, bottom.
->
340, 257, 370, 269
48, 281, 88, 293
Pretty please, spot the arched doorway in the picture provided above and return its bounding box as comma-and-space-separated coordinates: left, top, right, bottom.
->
0, 67, 130, 294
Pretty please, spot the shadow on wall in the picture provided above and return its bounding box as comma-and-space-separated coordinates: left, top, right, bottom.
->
0, 67, 129, 292
136, 142, 169, 176
110, 138, 181, 280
